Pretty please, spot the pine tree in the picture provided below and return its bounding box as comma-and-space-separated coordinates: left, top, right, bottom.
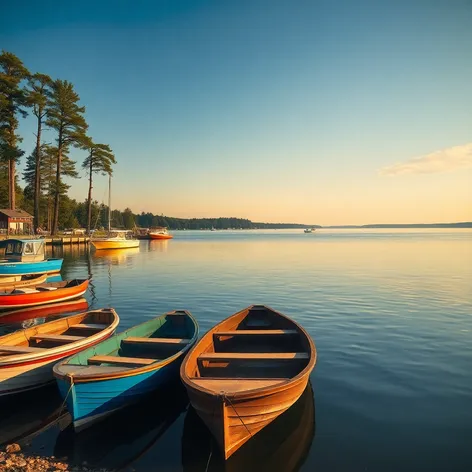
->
46, 80, 87, 234
26, 73, 52, 230
82, 138, 116, 235
0, 51, 29, 210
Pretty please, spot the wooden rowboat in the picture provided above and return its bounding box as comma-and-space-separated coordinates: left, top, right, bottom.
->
180, 304, 316, 459
0, 274, 48, 290
54, 309, 198, 430
0, 278, 89, 309
0, 308, 119, 396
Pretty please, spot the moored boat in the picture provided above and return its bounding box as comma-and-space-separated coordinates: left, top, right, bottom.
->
0, 278, 89, 309
0, 308, 119, 396
0, 239, 63, 276
91, 230, 140, 250
180, 304, 316, 459
148, 227, 173, 240
0, 273, 48, 290
54, 309, 198, 430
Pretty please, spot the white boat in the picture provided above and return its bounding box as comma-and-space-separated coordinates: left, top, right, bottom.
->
303, 228, 312, 233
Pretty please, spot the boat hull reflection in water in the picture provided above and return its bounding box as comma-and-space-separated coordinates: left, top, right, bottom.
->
182, 381, 315, 472
54, 383, 188, 471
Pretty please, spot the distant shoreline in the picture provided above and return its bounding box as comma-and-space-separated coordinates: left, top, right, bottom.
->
319, 222, 472, 229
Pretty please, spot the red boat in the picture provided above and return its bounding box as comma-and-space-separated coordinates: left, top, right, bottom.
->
148, 227, 173, 240
0, 298, 89, 324
0, 279, 89, 309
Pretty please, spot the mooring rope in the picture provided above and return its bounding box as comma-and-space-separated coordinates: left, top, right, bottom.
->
59, 373, 74, 412
221, 391, 252, 438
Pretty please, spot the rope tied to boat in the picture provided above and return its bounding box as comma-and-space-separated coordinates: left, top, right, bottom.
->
59, 373, 74, 413
220, 391, 252, 438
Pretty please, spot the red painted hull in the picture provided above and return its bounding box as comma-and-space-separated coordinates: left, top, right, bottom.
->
0, 279, 89, 309
149, 234, 173, 240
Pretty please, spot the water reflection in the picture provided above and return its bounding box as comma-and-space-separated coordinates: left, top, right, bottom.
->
147, 240, 169, 252
182, 382, 315, 472
0, 298, 89, 333
54, 382, 188, 471
0, 385, 66, 447
92, 247, 141, 265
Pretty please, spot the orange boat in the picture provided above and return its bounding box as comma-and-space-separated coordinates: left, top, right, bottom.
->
180, 305, 316, 459
148, 227, 173, 240
0, 279, 89, 309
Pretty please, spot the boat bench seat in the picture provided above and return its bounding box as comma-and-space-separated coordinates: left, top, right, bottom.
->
122, 337, 191, 345
0, 345, 46, 354
13, 288, 39, 294
72, 323, 107, 331
198, 352, 309, 362
189, 377, 288, 392
30, 334, 85, 343
214, 329, 298, 337
88, 355, 156, 367
36, 286, 58, 291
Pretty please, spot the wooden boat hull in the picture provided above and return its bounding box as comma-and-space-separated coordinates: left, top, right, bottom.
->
0, 258, 63, 276
91, 239, 140, 250
0, 279, 89, 309
0, 308, 119, 397
149, 233, 173, 240
0, 274, 48, 290
54, 310, 198, 430
180, 304, 316, 459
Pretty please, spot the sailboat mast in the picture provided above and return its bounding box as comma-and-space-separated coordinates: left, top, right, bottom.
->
108, 173, 111, 232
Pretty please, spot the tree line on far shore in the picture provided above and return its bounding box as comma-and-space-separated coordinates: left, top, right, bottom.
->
0, 50, 116, 235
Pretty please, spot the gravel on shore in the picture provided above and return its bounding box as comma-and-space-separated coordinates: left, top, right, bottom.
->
0, 444, 110, 472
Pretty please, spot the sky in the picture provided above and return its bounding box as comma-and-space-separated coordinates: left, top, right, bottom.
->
1, 0, 471, 225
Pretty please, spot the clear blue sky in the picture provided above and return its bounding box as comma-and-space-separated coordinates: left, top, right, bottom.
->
1, 0, 471, 224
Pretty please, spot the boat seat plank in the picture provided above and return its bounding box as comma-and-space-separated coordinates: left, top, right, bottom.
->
36, 286, 58, 291
190, 378, 287, 392
72, 323, 107, 331
58, 364, 133, 375
0, 345, 46, 353
88, 355, 156, 367
30, 334, 86, 343
198, 352, 309, 361
122, 337, 190, 345
13, 288, 39, 294
214, 330, 298, 336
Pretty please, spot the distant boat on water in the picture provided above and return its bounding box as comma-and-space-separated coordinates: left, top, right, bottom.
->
304, 228, 316, 233
149, 227, 173, 240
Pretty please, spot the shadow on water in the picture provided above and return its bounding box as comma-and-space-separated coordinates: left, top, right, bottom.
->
54, 381, 188, 471
182, 382, 316, 472
0, 385, 66, 447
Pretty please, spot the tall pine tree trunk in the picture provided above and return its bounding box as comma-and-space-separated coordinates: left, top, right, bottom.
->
87, 155, 93, 235
52, 129, 63, 236
8, 159, 15, 210
34, 118, 42, 232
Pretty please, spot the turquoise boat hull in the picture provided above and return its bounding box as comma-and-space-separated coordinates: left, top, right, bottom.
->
0, 258, 63, 276
54, 310, 198, 429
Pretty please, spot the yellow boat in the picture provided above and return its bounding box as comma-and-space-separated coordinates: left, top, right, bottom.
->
91, 230, 140, 250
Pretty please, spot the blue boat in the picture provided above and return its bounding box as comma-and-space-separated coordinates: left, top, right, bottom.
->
0, 239, 63, 277
53, 309, 198, 430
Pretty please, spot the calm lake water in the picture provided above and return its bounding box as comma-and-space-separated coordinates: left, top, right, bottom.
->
1, 229, 471, 471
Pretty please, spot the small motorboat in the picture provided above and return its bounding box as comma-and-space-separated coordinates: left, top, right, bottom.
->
180, 304, 316, 459
0, 274, 48, 290
0, 279, 89, 309
148, 227, 173, 240
91, 230, 140, 250
0, 308, 119, 396
54, 309, 198, 430
0, 239, 63, 276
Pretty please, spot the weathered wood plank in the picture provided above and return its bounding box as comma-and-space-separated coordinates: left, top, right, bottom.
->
88, 355, 156, 367
122, 336, 190, 345
214, 330, 297, 336
30, 334, 85, 343
72, 323, 107, 331
198, 352, 309, 361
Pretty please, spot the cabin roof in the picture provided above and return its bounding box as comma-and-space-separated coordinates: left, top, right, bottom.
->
0, 209, 33, 218
4, 238, 45, 244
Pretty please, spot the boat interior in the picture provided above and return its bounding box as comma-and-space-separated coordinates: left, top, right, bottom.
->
190, 306, 311, 385
65, 312, 195, 371
1, 279, 86, 295
0, 310, 114, 356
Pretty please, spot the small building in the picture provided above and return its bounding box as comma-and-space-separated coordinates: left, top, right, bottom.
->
0, 209, 34, 235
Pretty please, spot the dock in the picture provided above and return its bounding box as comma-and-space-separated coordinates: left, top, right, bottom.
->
0, 236, 90, 245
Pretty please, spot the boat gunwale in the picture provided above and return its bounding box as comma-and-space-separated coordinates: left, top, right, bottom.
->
53, 309, 199, 383
180, 304, 317, 399
0, 308, 119, 366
